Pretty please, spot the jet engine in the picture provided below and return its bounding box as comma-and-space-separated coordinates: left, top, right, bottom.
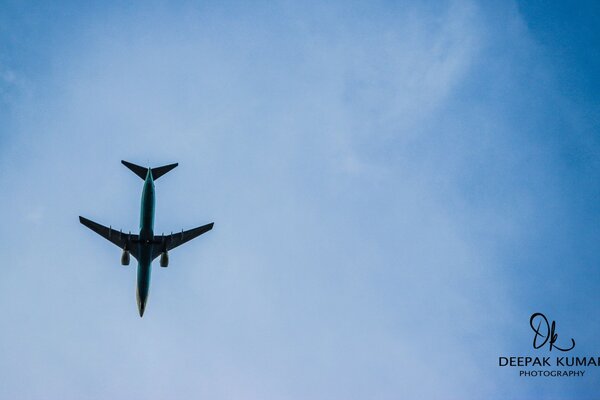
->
160, 251, 169, 268
121, 249, 130, 266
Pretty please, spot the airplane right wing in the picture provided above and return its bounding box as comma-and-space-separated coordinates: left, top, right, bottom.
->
152, 222, 214, 259
79, 216, 140, 260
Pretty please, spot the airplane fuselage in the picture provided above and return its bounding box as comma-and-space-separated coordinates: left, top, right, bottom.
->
136, 169, 156, 316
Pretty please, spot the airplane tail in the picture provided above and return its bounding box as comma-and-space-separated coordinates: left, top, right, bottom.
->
121, 160, 178, 180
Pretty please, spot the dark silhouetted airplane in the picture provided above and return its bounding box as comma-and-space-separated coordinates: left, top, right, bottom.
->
80, 160, 213, 317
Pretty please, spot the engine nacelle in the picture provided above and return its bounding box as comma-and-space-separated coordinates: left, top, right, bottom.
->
160, 251, 169, 268
121, 249, 130, 266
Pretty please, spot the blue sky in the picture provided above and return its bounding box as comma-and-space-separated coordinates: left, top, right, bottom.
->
0, 1, 599, 399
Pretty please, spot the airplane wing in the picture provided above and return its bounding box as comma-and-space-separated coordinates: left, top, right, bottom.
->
152, 222, 214, 259
79, 216, 140, 260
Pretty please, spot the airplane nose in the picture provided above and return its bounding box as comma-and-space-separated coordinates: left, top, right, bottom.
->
138, 300, 146, 317
137, 290, 147, 318
136, 266, 151, 318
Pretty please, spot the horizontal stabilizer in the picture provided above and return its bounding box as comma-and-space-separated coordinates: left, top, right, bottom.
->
121, 160, 178, 180
151, 163, 178, 180
121, 160, 147, 180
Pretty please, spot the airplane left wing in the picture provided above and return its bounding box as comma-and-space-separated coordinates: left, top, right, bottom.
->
79, 216, 140, 260
152, 222, 214, 259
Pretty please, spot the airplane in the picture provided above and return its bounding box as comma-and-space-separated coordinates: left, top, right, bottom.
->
79, 160, 214, 317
